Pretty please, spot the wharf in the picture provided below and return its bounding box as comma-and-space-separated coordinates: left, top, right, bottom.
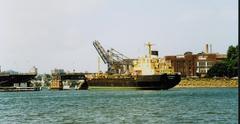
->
176, 78, 238, 88
0, 87, 41, 92
50, 73, 88, 90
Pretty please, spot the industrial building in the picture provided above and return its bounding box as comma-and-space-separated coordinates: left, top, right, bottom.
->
165, 44, 226, 77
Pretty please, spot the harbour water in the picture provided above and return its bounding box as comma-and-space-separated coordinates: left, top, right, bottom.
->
0, 88, 238, 124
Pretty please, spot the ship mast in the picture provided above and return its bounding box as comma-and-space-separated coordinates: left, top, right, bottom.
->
146, 42, 153, 58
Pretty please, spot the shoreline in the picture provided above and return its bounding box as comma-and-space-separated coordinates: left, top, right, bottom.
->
176, 78, 238, 88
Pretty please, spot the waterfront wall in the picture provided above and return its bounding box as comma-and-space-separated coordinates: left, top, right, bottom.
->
176, 78, 238, 88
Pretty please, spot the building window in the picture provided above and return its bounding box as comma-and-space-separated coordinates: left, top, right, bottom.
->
198, 61, 206, 67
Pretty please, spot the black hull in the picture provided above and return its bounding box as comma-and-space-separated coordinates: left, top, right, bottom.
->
0, 74, 36, 87
88, 74, 181, 90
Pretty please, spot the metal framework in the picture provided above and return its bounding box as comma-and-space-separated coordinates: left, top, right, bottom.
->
93, 40, 132, 74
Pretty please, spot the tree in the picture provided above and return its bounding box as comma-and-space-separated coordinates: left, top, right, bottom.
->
207, 62, 228, 77
227, 45, 238, 61
207, 45, 238, 78
226, 45, 238, 77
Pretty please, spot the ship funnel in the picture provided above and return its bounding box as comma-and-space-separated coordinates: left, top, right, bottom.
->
151, 50, 158, 58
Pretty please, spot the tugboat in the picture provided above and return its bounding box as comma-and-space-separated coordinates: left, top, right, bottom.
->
87, 41, 181, 90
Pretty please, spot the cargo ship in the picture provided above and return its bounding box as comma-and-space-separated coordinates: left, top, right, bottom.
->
87, 41, 181, 90
88, 74, 180, 90
0, 67, 39, 91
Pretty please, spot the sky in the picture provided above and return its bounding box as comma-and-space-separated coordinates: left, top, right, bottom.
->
0, 0, 238, 73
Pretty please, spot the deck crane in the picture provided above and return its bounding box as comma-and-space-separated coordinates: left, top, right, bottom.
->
93, 40, 133, 74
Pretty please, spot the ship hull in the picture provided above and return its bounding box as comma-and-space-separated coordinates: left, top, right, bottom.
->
88, 74, 181, 90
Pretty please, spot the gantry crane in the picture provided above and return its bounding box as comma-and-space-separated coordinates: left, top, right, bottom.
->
93, 40, 133, 74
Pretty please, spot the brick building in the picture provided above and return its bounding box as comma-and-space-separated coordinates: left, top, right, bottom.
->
165, 44, 226, 77
195, 52, 226, 77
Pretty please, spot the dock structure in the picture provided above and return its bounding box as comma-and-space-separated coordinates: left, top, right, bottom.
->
50, 72, 88, 90
0, 67, 39, 92
0, 87, 40, 92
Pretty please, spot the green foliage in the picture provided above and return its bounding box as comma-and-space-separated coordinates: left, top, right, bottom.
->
226, 45, 238, 77
227, 45, 238, 61
207, 62, 228, 77
207, 45, 238, 78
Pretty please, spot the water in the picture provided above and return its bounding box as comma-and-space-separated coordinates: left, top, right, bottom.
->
0, 88, 238, 124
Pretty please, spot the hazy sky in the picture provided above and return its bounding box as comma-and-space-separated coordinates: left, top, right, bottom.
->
0, 0, 238, 73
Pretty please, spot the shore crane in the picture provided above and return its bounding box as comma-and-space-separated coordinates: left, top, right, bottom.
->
93, 40, 133, 74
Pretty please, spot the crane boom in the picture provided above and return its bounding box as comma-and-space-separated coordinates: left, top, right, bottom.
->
93, 40, 109, 64
93, 40, 133, 74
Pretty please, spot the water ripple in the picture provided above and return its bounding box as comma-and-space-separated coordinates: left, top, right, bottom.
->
0, 88, 237, 124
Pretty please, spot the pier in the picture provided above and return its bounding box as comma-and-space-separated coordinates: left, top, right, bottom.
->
176, 78, 238, 88
50, 72, 88, 90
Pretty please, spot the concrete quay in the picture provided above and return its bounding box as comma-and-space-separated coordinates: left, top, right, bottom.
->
176, 78, 238, 88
